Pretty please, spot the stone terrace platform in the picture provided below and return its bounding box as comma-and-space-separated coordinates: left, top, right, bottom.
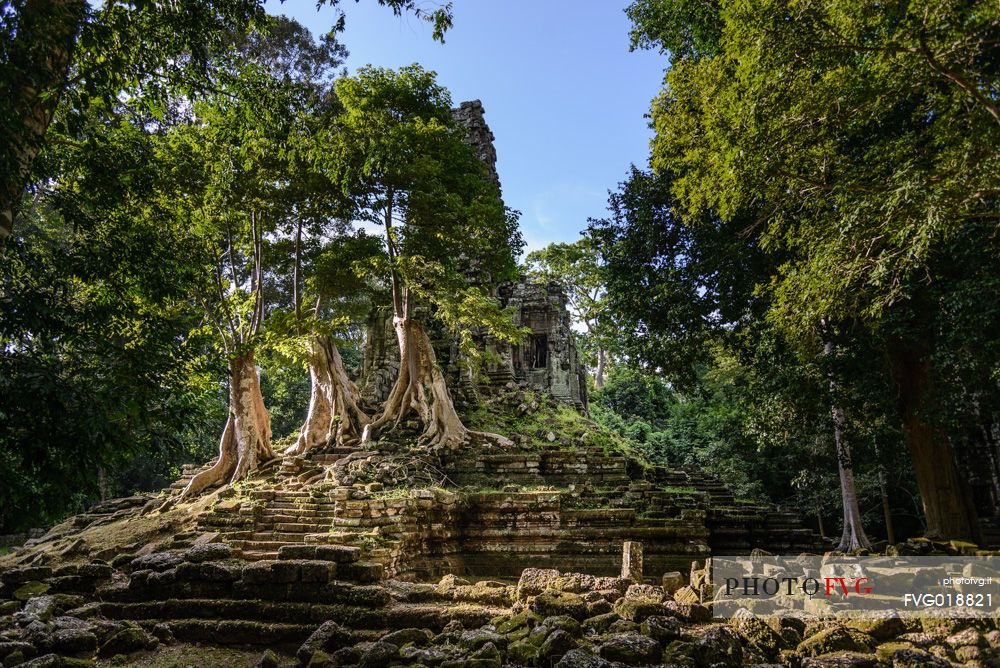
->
0, 430, 822, 659
176, 439, 822, 583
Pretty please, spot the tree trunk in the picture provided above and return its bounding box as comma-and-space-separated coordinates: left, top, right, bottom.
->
832, 400, 871, 552
285, 335, 369, 456
873, 440, 896, 544
176, 351, 274, 500
821, 320, 871, 552
97, 466, 108, 503
888, 340, 980, 541
1, 0, 87, 248
880, 470, 896, 545
366, 317, 512, 449
594, 347, 607, 389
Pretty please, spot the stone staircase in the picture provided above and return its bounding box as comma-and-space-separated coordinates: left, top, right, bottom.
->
647, 466, 823, 554
191, 449, 362, 562
93, 540, 499, 649
167, 437, 822, 585
0, 431, 825, 656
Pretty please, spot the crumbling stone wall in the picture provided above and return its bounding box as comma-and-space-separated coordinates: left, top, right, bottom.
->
359, 308, 398, 406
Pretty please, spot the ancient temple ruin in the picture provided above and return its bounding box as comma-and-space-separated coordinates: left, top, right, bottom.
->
492, 280, 588, 410
0, 100, 832, 668
357, 281, 589, 413
358, 102, 588, 412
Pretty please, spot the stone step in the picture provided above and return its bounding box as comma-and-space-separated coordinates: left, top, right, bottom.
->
241, 540, 301, 551
101, 599, 497, 637
237, 550, 279, 561
257, 513, 325, 524
250, 532, 308, 542
269, 501, 340, 511
258, 509, 340, 519
255, 523, 335, 534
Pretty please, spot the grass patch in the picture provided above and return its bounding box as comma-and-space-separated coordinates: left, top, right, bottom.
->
463, 389, 654, 468
369, 487, 413, 501
96, 643, 294, 667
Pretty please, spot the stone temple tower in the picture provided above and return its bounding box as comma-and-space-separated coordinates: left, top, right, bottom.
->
452, 101, 588, 409
494, 280, 589, 411
451, 100, 500, 189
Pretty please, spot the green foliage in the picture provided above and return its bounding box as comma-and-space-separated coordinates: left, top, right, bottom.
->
157, 16, 351, 359
0, 3, 458, 529
589, 368, 673, 428
588, 166, 768, 389
525, 238, 605, 330
591, 358, 918, 535
589, 161, 920, 534
0, 114, 222, 531
642, 0, 1000, 336
626, 0, 722, 61
258, 351, 313, 440
612, 0, 1000, 538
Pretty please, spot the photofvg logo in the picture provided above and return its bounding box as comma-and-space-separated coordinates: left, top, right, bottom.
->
711, 555, 1000, 619
722, 572, 872, 598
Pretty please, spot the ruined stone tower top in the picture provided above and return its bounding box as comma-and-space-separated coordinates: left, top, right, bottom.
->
452, 100, 499, 189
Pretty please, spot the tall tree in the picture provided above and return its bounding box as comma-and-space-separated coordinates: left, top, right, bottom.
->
160, 37, 329, 500
821, 318, 871, 551
241, 16, 371, 457
321, 65, 524, 449
627, 0, 1000, 540
283, 232, 386, 455
0, 108, 221, 529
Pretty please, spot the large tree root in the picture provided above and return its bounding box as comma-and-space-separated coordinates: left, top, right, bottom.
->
164, 351, 274, 509
365, 317, 512, 450
285, 335, 370, 456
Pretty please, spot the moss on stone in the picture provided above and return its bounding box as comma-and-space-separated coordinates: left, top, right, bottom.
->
845, 615, 906, 642
13, 580, 50, 600
508, 639, 541, 666
531, 591, 588, 621
731, 613, 786, 657
796, 626, 874, 657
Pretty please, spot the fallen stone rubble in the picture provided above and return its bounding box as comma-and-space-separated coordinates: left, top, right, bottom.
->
3, 549, 1000, 667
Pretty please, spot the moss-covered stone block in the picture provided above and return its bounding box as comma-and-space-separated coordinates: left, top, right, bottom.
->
13, 581, 49, 601
532, 591, 588, 621
796, 626, 873, 657
508, 639, 541, 666
846, 615, 906, 642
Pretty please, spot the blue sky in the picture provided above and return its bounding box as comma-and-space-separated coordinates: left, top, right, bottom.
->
280, 1, 667, 254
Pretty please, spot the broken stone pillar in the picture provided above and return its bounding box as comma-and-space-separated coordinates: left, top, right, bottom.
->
622, 540, 643, 583
689, 557, 713, 603
452, 100, 500, 189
